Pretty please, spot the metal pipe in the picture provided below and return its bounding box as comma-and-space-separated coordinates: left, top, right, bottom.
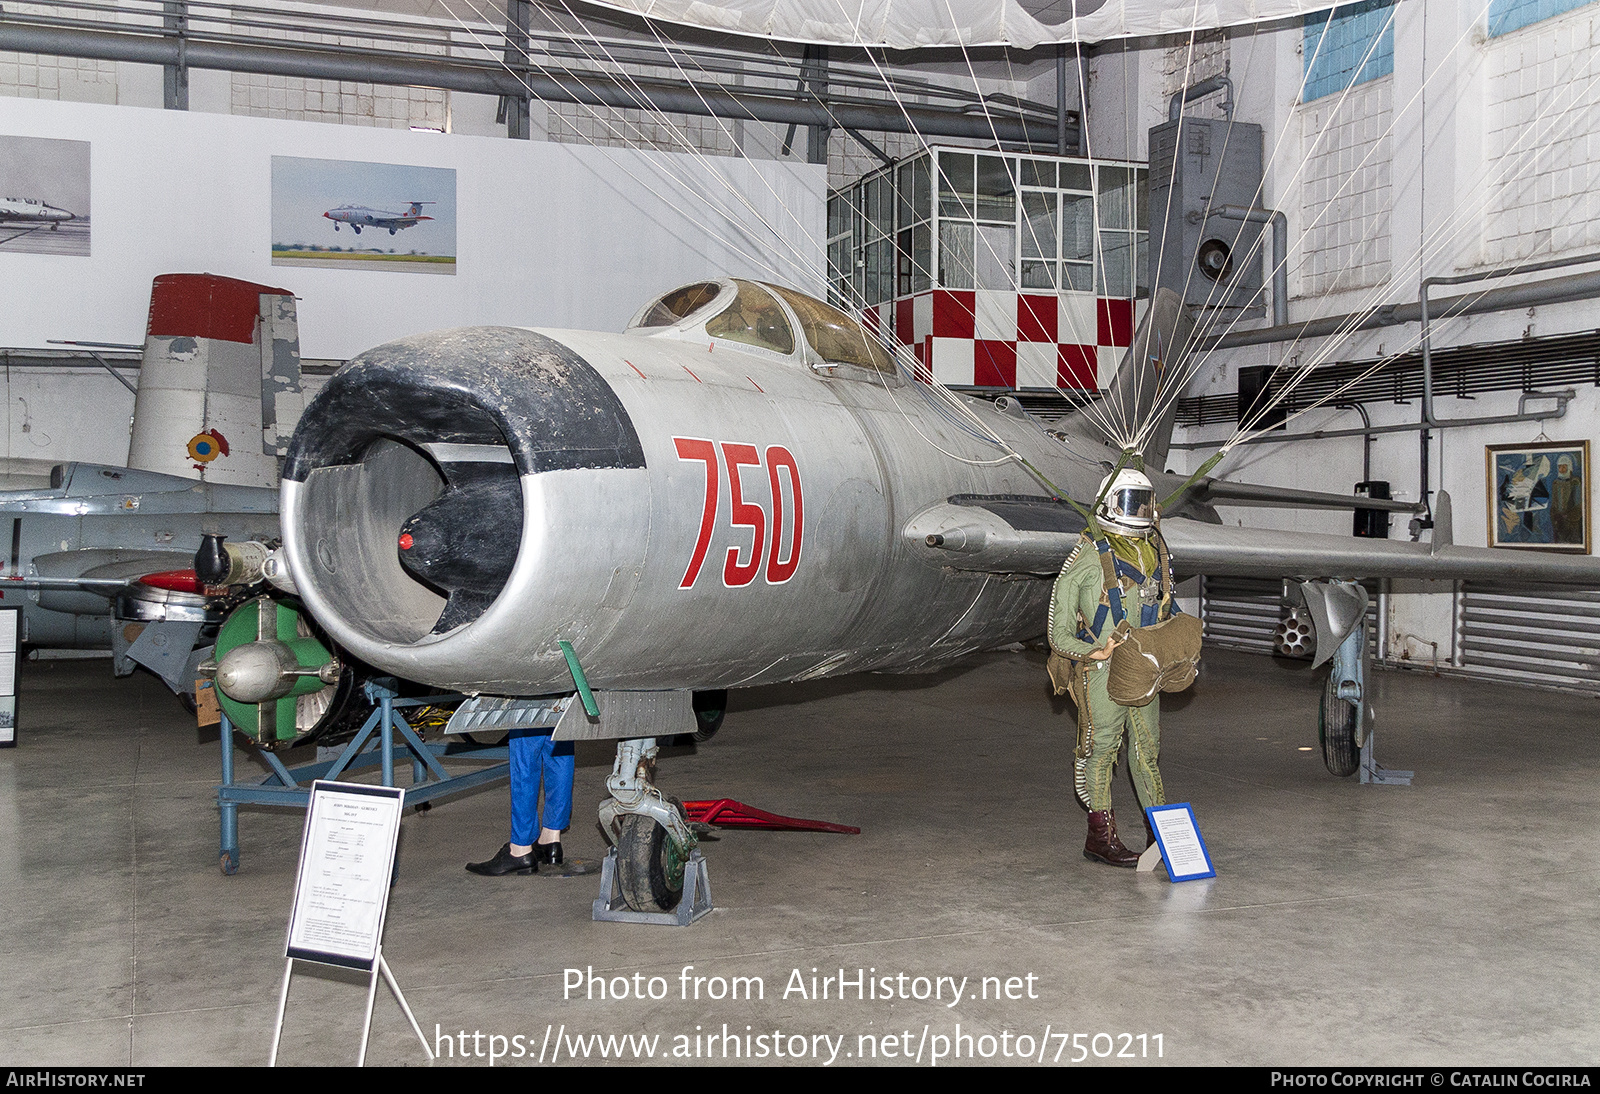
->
1463, 601, 1600, 618
1418, 251, 1600, 425
85, 351, 138, 395
1456, 650, 1600, 677
0, 22, 1064, 143
1204, 266, 1600, 350
1338, 401, 1373, 480
501, 0, 530, 140
803, 45, 830, 166
1415, 252, 1600, 515
1465, 623, 1600, 639
162, 0, 187, 110
1056, 44, 1068, 156
1170, 389, 1574, 449
1205, 205, 1286, 327
1168, 74, 1233, 121
1078, 49, 1091, 157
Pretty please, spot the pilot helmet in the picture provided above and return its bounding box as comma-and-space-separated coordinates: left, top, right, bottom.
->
1096, 468, 1156, 536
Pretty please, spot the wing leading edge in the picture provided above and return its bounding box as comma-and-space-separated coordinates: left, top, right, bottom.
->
911, 494, 1600, 586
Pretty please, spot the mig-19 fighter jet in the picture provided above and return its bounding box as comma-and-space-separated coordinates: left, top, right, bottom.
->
260, 277, 1600, 913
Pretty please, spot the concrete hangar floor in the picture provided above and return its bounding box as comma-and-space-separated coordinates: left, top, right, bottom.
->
2, 647, 1596, 1067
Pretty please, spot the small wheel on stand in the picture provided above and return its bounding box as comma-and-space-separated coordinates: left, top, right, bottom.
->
220, 849, 239, 876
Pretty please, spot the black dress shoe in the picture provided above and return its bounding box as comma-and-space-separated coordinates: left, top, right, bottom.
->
533, 840, 564, 866
466, 843, 537, 876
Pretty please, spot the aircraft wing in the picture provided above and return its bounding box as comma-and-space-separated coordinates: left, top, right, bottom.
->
911, 494, 1600, 585
1160, 518, 1600, 583
1193, 479, 1422, 512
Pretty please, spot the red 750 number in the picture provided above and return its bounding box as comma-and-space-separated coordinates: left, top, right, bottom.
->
674, 437, 803, 589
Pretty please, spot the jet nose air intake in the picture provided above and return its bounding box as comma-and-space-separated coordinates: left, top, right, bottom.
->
281, 325, 645, 639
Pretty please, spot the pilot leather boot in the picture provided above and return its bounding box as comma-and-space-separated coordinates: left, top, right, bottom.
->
1084, 810, 1140, 868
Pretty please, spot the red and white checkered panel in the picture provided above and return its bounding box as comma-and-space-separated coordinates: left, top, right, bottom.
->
887, 289, 1139, 392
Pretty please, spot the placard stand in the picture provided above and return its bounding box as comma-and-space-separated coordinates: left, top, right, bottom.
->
1142, 803, 1217, 882
267, 780, 434, 1066
267, 945, 432, 1067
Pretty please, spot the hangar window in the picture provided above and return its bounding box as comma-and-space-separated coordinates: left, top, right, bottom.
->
765, 284, 896, 373
705, 281, 795, 355
636, 282, 722, 327
1302, 1, 1395, 102
1488, 0, 1596, 35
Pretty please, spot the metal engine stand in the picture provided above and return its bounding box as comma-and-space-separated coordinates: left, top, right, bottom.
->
216, 680, 508, 874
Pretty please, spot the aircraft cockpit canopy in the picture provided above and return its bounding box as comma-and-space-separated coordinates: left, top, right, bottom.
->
628, 278, 895, 374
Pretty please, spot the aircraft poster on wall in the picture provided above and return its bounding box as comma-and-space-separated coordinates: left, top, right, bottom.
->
0, 134, 90, 257
271, 155, 457, 275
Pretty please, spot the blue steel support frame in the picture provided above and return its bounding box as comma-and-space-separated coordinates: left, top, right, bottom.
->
216, 681, 509, 874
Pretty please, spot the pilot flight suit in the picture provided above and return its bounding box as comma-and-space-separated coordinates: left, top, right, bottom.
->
1047, 530, 1173, 817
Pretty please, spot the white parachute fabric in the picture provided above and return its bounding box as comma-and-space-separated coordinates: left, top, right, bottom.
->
574, 0, 1332, 49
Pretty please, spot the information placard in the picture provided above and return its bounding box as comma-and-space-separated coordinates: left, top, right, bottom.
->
1145, 803, 1216, 882
0, 607, 19, 747
285, 781, 404, 970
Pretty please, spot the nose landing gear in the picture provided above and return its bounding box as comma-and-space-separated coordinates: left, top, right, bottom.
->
593, 736, 713, 925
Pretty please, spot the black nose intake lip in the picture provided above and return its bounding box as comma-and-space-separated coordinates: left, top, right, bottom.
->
283, 325, 645, 485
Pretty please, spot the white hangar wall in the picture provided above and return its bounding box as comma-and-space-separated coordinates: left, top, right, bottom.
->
1151, 0, 1600, 670
0, 94, 826, 471
0, 96, 827, 354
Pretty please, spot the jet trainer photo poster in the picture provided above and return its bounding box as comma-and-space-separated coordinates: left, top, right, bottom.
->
0, 134, 90, 257
271, 155, 457, 274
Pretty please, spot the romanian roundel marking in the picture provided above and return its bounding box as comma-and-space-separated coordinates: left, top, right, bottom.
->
674, 435, 803, 589
187, 429, 230, 463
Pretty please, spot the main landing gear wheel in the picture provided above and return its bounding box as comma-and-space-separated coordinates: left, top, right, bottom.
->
1318, 670, 1360, 778
616, 813, 685, 912
690, 689, 726, 742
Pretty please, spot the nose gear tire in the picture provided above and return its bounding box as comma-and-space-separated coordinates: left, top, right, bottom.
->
616, 814, 685, 912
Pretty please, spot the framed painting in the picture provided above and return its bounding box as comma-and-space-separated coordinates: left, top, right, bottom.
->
1486, 440, 1590, 553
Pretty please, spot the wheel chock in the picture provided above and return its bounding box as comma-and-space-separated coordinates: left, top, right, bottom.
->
592, 848, 713, 926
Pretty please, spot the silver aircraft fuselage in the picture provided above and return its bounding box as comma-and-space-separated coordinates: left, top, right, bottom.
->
280, 293, 1162, 697
280, 277, 1600, 701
